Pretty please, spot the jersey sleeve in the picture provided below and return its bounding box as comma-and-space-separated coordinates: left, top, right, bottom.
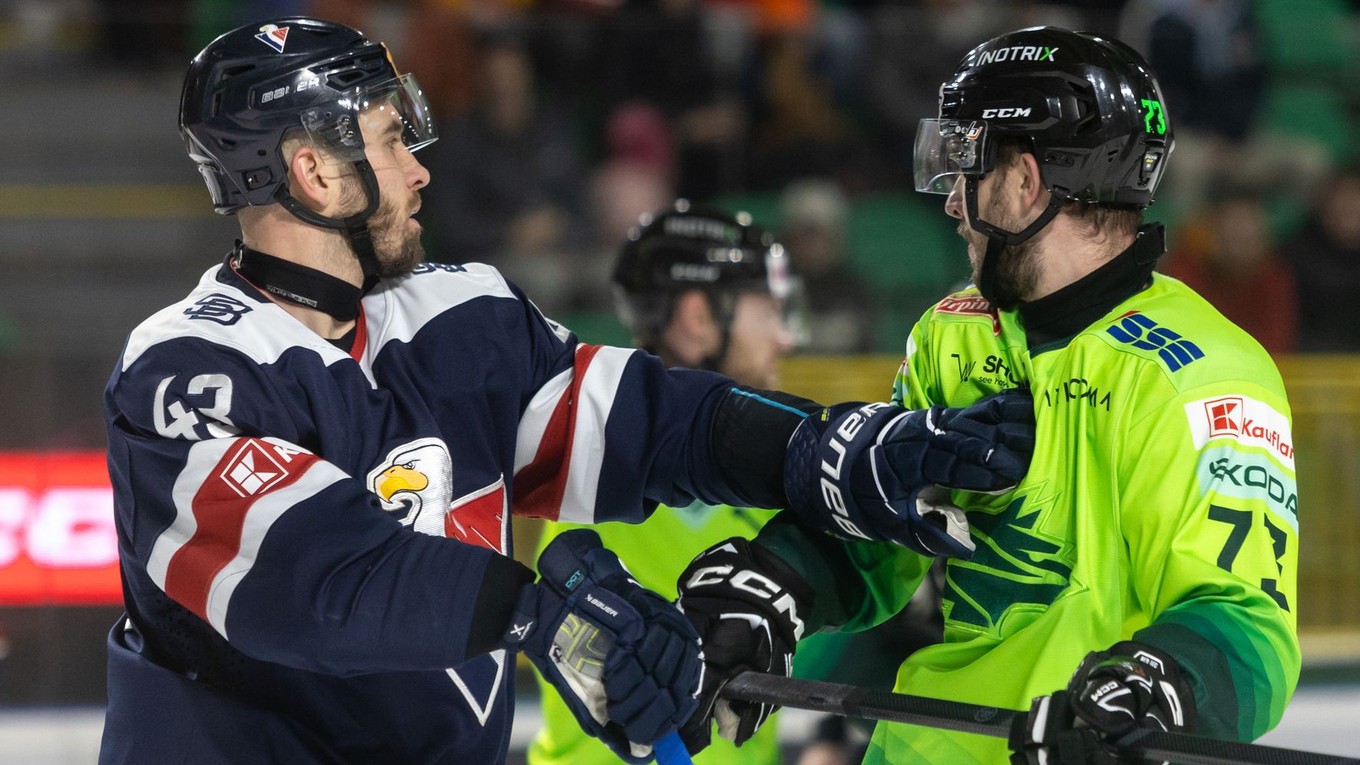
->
754, 514, 929, 634
107, 343, 527, 674
509, 341, 741, 525
892, 310, 941, 409
508, 290, 781, 525
1118, 377, 1300, 740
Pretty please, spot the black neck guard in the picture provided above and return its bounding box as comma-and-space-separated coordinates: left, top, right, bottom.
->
1018, 223, 1166, 351
232, 242, 364, 323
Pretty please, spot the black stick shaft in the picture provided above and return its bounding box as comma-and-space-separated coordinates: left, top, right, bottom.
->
720, 673, 1360, 765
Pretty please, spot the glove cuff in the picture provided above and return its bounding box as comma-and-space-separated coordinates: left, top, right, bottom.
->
783, 401, 898, 542
499, 582, 548, 652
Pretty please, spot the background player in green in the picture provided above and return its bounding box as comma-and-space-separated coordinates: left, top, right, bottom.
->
527, 201, 796, 765
673, 26, 1300, 764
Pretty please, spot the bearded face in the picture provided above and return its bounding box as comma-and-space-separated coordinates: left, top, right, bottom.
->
957, 167, 1042, 310
335, 174, 427, 279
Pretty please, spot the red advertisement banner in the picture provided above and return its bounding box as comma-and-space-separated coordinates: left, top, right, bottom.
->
0, 452, 121, 605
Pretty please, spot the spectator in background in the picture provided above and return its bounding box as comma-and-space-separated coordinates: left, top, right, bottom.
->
1119, 0, 1329, 211
596, 0, 747, 201
866, 0, 1078, 180
581, 103, 681, 311
778, 179, 877, 353
1281, 166, 1360, 352
744, 21, 863, 190
1160, 188, 1298, 355
421, 32, 590, 315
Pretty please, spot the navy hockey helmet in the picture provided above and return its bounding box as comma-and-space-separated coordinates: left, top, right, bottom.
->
181, 18, 436, 214
914, 26, 1172, 208
613, 200, 800, 349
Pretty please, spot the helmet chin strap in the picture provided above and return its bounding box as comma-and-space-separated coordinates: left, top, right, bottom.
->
964, 176, 1063, 309
700, 292, 740, 375
274, 158, 383, 294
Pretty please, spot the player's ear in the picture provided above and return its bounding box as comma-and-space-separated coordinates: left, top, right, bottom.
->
1016, 151, 1048, 210
672, 291, 717, 341
285, 140, 332, 212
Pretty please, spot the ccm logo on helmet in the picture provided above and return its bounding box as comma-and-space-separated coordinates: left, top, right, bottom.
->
982, 107, 1033, 119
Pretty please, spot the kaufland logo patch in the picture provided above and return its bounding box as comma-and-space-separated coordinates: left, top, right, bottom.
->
1186, 396, 1294, 469
255, 24, 290, 53
220, 440, 290, 497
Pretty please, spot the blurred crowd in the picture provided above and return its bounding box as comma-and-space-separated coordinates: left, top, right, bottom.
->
73, 0, 1360, 354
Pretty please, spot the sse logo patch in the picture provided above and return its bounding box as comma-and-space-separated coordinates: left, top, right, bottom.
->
1105, 311, 1203, 372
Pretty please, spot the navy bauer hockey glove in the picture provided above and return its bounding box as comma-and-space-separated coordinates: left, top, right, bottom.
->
784, 388, 1035, 557
502, 529, 702, 763
675, 537, 812, 755
1009, 641, 1196, 765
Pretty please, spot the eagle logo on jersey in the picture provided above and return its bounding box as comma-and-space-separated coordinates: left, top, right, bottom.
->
370, 438, 454, 537
367, 438, 508, 553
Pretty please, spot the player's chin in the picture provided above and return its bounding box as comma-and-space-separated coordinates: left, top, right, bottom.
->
378, 238, 427, 279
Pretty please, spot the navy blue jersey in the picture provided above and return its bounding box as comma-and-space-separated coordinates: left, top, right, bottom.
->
100, 258, 743, 764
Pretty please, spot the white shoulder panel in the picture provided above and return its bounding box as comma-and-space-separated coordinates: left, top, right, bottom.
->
121, 266, 351, 371
361, 262, 518, 353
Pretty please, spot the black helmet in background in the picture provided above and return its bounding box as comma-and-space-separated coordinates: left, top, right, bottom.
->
613, 200, 803, 357
180, 18, 437, 288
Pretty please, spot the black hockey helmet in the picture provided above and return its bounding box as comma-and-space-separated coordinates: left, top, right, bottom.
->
613, 200, 801, 352
912, 26, 1172, 307
180, 18, 437, 289
914, 26, 1172, 208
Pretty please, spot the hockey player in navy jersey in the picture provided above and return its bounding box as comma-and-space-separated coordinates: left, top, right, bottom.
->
99, 17, 1036, 765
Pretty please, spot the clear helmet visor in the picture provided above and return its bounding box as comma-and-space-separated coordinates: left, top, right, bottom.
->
301, 73, 438, 166
763, 244, 809, 347
913, 118, 988, 195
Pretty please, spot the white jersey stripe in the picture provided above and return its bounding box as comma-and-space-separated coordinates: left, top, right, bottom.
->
146, 438, 236, 590
514, 367, 572, 475
556, 345, 633, 524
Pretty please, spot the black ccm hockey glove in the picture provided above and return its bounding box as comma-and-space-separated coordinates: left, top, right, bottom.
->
784, 389, 1035, 557
1010, 641, 1196, 765
674, 537, 813, 755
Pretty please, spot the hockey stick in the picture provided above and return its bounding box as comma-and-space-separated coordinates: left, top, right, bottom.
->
710, 672, 1360, 765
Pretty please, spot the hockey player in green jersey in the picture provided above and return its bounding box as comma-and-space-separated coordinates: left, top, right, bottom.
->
674, 26, 1299, 765
527, 202, 794, 765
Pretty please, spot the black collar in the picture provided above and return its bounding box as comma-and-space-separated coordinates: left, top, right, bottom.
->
231, 242, 364, 323
1018, 223, 1166, 352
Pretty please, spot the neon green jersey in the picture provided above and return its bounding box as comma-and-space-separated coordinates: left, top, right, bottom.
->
528, 503, 782, 765
766, 262, 1300, 764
